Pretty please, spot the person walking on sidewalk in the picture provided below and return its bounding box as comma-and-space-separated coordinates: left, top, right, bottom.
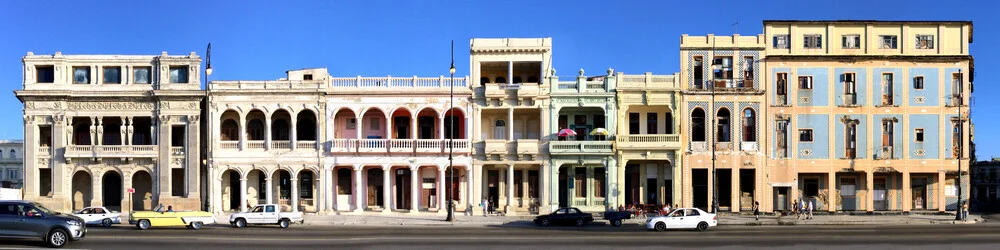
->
799, 200, 806, 220
753, 201, 760, 221
481, 198, 489, 217
792, 199, 800, 220
806, 200, 814, 220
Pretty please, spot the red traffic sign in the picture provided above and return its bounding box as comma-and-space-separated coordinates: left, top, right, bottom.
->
127, 188, 135, 194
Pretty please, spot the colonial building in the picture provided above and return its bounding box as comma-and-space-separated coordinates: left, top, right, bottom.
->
762, 20, 973, 213
679, 34, 767, 212
17, 52, 204, 213
0, 140, 24, 189
471, 38, 552, 215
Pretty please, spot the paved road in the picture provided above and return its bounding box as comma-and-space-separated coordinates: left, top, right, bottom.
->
2, 223, 1000, 249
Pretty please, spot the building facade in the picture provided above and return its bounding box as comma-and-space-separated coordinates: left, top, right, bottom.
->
17, 52, 204, 213
0, 140, 24, 189
762, 20, 973, 213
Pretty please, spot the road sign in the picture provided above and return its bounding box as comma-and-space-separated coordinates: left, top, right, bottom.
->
127, 188, 135, 193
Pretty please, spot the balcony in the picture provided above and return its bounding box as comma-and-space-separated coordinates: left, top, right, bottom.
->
358, 139, 388, 153
271, 141, 291, 150
740, 142, 759, 152
296, 141, 317, 150
330, 139, 355, 153
37, 146, 51, 155
516, 140, 540, 155
689, 78, 760, 93
219, 141, 239, 150
617, 73, 678, 90
551, 75, 608, 93
484, 140, 508, 155
617, 134, 681, 149
170, 146, 184, 156
840, 93, 858, 107
247, 140, 265, 150
690, 142, 709, 152
329, 138, 471, 154
391, 139, 416, 153
946, 94, 964, 107
549, 140, 613, 155
330, 76, 468, 88
64, 145, 158, 158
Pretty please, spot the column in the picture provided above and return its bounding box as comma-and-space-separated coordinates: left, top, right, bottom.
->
506, 164, 514, 215
507, 61, 513, 87
157, 116, 170, 199
438, 116, 445, 139
150, 116, 157, 145
902, 171, 911, 212
238, 115, 246, 150
126, 116, 134, 145
265, 177, 273, 205
410, 116, 417, 140
326, 167, 334, 212
91, 175, 103, 207
315, 170, 323, 213
265, 116, 272, 150
437, 166, 446, 213
386, 115, 393, 140
616, 160, 627, 208
356, 115, 363, 140
938, 172, 946, 212
382, 164, 391, 213
239, 177, 248, 212
353, 164, 363, 213
467, 166, 475, 214
23, 120, 36, 198
290, 176, 298, 212
828, 172, 837, 212
507, 108, 514, 140
540, 163, 550, 212
290, 113, 298, 150
731, 168, 740, 212
410, 165, 420, 213
187, 116, 200, 198
95, 117, 103, 145
866, 171, 875, 212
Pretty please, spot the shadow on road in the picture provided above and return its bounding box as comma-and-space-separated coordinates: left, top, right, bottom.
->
0, 239, 51, 248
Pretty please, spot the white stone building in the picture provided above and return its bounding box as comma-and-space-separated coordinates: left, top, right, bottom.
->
0, 140, 24, 189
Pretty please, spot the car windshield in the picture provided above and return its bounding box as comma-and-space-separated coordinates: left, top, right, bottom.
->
252, 206, 264, 213
30, 202, 58, 215
153, 204, 164, 212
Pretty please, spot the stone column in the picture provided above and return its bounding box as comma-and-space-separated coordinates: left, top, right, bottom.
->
126, 116, 134, 145
506, 164, 514, 215
22, 118, 37, 198
290, 176, 299, 212
467, 166, 475, 214
386, 114, 393, 140
91, 174, 103, 207
290, 113, 298, 150
239, 114, 246, 150
157, 115, 171, 199
866, 171, 875, 212
617, 159, 627, 208
96, 117, 104, 145
326, 167, 334, 212
382, 164, 391, 212
265, 114, 272, 150
507, 109, 514, 140
265, 177, 273, 205
187, 115, 200, 198
586, 166, 594, 207
119, 117, 126, 145
438, 116, 445, 139
731, 167, 740, 212
356, 115, 363, 140
899, 172, 910, 212
315, 170, 323, 213
828, 172, 837, 212
938, 172, 946, 212
437, 165, 446, 213
540, 162, 550, 213
239, 177, 248, 212
150, 116, 157, 145
410, 116, 417, 140
88, 117, 96, 146
353, 164, 363, 213
410, 165, 419, 213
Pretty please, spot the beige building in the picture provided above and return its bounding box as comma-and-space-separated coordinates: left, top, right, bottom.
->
0, 140, 24, 189
17, 52, 205, 212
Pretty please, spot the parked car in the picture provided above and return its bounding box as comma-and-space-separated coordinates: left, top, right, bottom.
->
229, 204, 304, 228
73, 206, 121, 228
533, 207, 594, 226
645, 208, 717, 232
603, 210, 632, 227
0, 200, 86, 248
129, 204, 215, 230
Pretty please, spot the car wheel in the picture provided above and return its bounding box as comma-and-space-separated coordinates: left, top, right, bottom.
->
47, 228, 68, 248
697, 222, 709, 232
279, 219, 290, 229
654, 222, 666, 232
612, 219, 622, 227
541, 219, 550, 227
234, 218, 247, 228
575, 219, 584, 227
137, 219, 151, 230
190, 221, 203, 230
102, 218, 113, 228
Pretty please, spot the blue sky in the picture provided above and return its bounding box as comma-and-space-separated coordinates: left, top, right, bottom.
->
1, 0, 997, 157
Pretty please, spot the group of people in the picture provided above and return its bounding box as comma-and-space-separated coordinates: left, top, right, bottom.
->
792, 199, 815, 220
616, 203, 673, 217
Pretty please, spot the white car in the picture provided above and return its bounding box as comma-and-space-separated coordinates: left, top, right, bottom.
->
645, 208, 717, 231
73, 206, 121, 228
229, 204, 304, 228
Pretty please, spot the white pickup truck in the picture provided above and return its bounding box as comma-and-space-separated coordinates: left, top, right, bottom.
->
229, 204, 304, 228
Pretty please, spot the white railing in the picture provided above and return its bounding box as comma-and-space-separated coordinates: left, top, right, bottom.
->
271, 141, 291, 149
550, 141, 613, 154
220, 141, 239, 149
390, 139, 415, 152
330, 76, 468, 88
65, 145, 157, 157
247, 140, 265, 149
617, 134, 680, 143
296, 141, 316, 150
414, 139, 442, 152
37, 146, 51, 155
330, 139, 354, 152
618, 73, 678, 89
171, 146, 184, 155
357, 139, 387, 152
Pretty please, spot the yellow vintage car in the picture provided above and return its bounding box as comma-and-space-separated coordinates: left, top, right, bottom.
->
128, 204, 216, 230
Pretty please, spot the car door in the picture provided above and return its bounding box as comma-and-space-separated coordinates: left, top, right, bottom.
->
18, 205, 50, 238
0, 203, 16, 237
663, 209, 684, 229
552, 208, 568, 224
264, 205, 278, 223
684, 209, 702, 228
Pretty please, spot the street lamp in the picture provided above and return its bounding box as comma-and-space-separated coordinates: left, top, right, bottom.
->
446, 40, 456, 222
709, 59, 719, 214
956, 69, 964, 221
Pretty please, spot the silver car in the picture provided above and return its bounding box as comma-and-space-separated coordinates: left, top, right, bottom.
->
0, 201, 86, 248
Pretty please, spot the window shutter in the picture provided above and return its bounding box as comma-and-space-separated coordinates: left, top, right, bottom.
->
854, 36, 860, 48
842, 36, 847, 47
773, 36, 778, 47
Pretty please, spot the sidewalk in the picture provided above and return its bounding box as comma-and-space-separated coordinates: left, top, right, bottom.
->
301, 213, 535, 227
710, 213, 982, 226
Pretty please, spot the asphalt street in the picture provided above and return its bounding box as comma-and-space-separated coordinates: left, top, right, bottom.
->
2, 223, 1000, 249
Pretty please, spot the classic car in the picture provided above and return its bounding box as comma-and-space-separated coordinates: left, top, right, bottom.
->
533, 207, 594, 226
128, 204, 215, 230
645, 208, 717, 232
73, 206, 121, 228
229, 204, 304, 228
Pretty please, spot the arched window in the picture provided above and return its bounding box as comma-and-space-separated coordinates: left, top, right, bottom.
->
495, 77, 507, 84
8, 149, 14, 159
221, 119, 239, 141
271, 119, 290, 140
691, 108, 705, 142
717, 108, 731, 142
480, 77, 491, 84
742, 109, 756, 142
513, 76, 523, 84
247, 119, 265, 140
493, 119, 507, 140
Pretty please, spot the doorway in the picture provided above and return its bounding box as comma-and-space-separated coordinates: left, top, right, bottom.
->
625, 164, 639, 205
102, 172, 122, 211
739, 169, 756, 211
693, 169, 708, 211
840, 177, 857, 211
367, 168, 384, 208
487, 170, 499, 211
394, 168, 411, 210
558, 168, 568, 208
874, 178, 888, 211
718, 169, 732, 209
773, 187, 789, 211
912, 177, 927, 210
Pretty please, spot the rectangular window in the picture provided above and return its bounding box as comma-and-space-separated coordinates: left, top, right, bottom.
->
798, 76, 813, 89
776, 73, 788, 95
843, 73, 856, 94
879, 35, 898, 49
773, 35, 790, 49
646, 113, 657, 134
803, 34, 822, 49
915, 128, 925, 142
133, 67, 151, 84
303, 74, 313, 80
665, 113, 673, 134
36, 65, 54, 83
628, 113, 640, 134
799, 129, 813, 142
842, 34, 861, 49
72, 67, 90, 84
882, 73, 894, 105
913, 76, 924, 90
916, 35, 935, 49
593, 115, 605, 130
103, 66, 121, 84
776, 119, 789, 157
346, 118, 356, 130
693, 56, 704, 89
846, 123, 857, 159
169, 66, 189, 83
713, 57, 733, 83
594, 168, 605, 198
881, 121, 894, 158
574, 168, 586, 198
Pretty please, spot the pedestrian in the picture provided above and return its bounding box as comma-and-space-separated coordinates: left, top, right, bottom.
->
792, 199, 799, 220
753, 201, 760, 221
807, 200, 814, 220
481, 198, 489, 217
799, 199, 807, 220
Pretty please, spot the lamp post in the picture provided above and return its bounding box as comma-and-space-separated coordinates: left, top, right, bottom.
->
956, 69, 964, 221
204, 43, 213, 212
446, 40, 456, 222
708, 40, 719, 214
